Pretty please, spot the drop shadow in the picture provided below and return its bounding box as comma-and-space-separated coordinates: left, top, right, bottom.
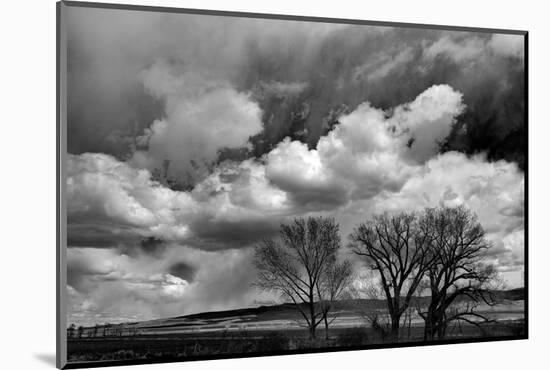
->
34, 353, 57, 367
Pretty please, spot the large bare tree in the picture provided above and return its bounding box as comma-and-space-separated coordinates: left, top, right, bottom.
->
254, 217, 342, 340
417, 205, 496, 340
349, 212, 432, 341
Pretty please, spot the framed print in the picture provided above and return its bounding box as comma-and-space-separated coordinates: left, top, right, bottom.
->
56, 1, 528, 368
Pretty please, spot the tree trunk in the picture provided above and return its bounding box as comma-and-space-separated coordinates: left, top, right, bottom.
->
423, 310, 437, 341
309, 325, 316, 340
424, 324, 436, 341
324, 314, 329, 340
389, 314, 401, 342
308, 290, 316, 341
408, 311, 413, 339
436, 318, 446, 339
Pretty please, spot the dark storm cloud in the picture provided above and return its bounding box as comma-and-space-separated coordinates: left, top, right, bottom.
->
444, 62, 525, 168
67, 223, 142, 248
67, 8, 164, 157
188, 217, 280, 250
138, 237, 167, 256
282, 185, 349, 210
168, 261, 197, 282
68, 7, 525, 178
114, 236, 169, 257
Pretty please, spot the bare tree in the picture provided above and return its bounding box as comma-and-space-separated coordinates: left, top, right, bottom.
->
67, 323, 76, 339
317, 260, 354, 339
77, 325, 84, 339
254, 217, 342, 340
349, 272, 392, 341
349, 212, 432, 341
91, 324, 99, 338
417, 205, 497, 340
103, 323, 111, 337
115, 324, 124, 337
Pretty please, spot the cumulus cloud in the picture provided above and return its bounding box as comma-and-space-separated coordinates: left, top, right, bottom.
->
334, 151, 524, 287
266, 138, 348, 209
262, 85, 523, 286
131, 60, 264, 185
68, 153, 159, 228
390, 85, 465, 162
266, 84, 465, 206
68, 84, 508, 255
67, 153, 197, 244
366, 152, 523, 228
67, 153, 291, 250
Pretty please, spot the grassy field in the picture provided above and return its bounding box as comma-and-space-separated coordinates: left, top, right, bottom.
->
67, 292, 525, 364
67, 319, 525, 363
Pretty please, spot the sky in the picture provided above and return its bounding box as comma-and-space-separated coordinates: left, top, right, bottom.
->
65, 6, 525, 326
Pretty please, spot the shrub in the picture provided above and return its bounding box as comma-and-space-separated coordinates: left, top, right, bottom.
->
337, 327, 369, 347
256, 332, 290, 352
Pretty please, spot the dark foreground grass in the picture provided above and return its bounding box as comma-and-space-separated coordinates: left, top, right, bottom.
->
67, 320, 524, 363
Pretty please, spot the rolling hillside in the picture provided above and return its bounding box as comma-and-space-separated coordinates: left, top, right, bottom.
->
77, 288, 524, 338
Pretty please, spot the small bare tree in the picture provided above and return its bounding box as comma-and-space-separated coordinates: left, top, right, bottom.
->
254, 217, 342, 340
349, 212, 432, 341
317, 260, 354, 339
91, 324, 99, 338
116, 324, 124, 337
67, 323, 76, 339
417, 205, 497, 340
103, 323, 111, 337
349, 272, 392, 341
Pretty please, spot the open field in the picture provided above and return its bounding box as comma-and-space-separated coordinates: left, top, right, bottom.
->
67, 292, 525, 364
67, 320, 525, 363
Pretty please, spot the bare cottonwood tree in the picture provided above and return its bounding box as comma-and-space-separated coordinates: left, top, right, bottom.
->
417, 205, 497, 340
317, 260, 354, 339
254, 217, 342, 340
349, 212, 432, 341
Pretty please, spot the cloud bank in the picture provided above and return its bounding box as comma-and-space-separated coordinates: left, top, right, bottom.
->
67, 83, 524, 325
68, 7, 525, 170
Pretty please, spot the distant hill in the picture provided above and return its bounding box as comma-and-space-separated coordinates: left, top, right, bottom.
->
76, 288, 524, 337
174, 287, 524, 323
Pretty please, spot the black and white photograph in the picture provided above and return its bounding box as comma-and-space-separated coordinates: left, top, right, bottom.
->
58, 1, 526, 368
